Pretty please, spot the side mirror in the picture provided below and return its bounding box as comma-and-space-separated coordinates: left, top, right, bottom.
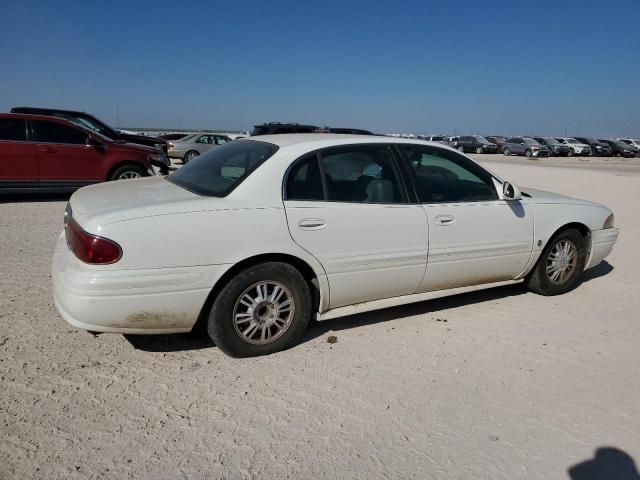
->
86, 136, 105, 150
502, 181, 522, 201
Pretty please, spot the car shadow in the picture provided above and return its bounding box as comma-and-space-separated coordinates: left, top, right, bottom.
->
580, 260, 613, 283
0, 193, 71, 204
124, 332, 214, 352
302, 283, 527, 344
568, 447, 640, 480
124, 261, 614, 353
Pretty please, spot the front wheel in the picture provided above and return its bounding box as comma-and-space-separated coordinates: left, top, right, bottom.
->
525, 149, 532, 158
525, 228, 587, 296
503, 148, 510, 156
457, 146, 465, 152
476, 146, 483, 154
109, 164, 146, 181
206, 262, 311, 357
568, 148, 575, 157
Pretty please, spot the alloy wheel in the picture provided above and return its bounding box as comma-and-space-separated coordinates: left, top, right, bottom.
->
545, 239, 577, 285
118, 170, 142, 180
232, 281, 295, 345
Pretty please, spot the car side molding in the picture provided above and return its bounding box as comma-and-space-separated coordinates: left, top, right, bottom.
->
314, 279, 523, 321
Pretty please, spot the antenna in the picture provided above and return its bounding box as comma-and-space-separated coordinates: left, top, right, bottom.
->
116, 103, 120, 128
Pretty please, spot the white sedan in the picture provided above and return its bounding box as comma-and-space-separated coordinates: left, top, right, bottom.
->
53, 135, 619, 357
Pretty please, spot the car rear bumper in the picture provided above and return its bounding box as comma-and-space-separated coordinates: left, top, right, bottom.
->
586, 228, 619, 269
52, 233, 229, 334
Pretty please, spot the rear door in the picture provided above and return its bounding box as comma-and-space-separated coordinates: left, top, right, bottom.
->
283, 144, 428, 308
31, 119, 105, 186
0, 117, 37, 186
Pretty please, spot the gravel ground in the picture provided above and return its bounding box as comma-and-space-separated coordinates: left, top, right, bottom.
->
1, 156, 639, 479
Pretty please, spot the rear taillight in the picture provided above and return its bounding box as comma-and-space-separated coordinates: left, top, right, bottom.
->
65, 217, 122, 264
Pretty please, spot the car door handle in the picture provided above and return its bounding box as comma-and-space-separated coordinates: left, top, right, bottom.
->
434, 215, 456, 226
298, 218, 327, 230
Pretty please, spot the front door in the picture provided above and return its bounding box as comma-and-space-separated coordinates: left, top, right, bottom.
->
0, 117, 37, 186
283, 144, 428, 308
31, 119, 105, 185
398, 144, 534, 292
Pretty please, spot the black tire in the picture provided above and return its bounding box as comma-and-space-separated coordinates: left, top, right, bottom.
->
503, 147, 510, 156
109, 164, 146, 181
476, 146, 483, 154
525, 228, 587, 296
183, 150, 199, 164
206, 262, 311, 357
525, 149, 532, 158
458, 146, 465, 153
568, 148, 575, 157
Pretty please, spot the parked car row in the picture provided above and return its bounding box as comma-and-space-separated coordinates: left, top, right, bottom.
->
425, 134, 640, 158
2, 109, 639, 193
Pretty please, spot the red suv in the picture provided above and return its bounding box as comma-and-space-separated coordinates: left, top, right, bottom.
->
0, 113, 169, 192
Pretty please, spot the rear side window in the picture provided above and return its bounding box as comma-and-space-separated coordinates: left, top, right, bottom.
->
32, 120, 86, 144
286, 154, 324, 201
168, 140, 278, 196
320, 146, 407, 203
0, 118, 27, 141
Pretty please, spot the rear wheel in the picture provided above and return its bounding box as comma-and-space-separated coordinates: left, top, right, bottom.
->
206, 262, 311, 357
458, 146, 465, 152
526, 228, 587, 296
183, 150, 199, 164
109, 164, 145, 181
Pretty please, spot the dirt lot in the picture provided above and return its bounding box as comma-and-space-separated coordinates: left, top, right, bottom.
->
1, 156, 640, 479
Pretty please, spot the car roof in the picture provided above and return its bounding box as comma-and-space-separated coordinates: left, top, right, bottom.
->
11, 106, 94, 116
241, 133, 458, 148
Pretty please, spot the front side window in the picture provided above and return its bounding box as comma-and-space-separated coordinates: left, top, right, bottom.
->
195, 135, 213, 144
168, 140, 277, 196
215, 136, 229, 145
31, 120, 87, 144
320, 146, 407, 204
0, 118, 27, 141
399, 145, 498, 203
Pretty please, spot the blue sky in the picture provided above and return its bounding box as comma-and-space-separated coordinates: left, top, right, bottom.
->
1, 0, 639, 136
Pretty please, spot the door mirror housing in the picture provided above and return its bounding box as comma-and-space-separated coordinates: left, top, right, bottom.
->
502, 181, 522, 201
86, 136, 105, 150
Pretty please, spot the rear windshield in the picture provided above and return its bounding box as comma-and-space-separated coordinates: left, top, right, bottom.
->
167, 140, 278, 196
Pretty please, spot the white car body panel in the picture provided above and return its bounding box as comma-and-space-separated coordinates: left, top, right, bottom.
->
285, 201, 428, 308
419, 200, 534, 291
52, 135, 619, 334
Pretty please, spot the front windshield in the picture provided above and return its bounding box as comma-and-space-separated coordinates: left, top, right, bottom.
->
473, 135, 490, 144
542, 137, 557, 144
566, 138, 579, 144
524, 138, 539, 145
167, 140, 278, 196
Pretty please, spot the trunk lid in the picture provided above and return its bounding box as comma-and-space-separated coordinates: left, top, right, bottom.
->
70, 177, 204, 229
